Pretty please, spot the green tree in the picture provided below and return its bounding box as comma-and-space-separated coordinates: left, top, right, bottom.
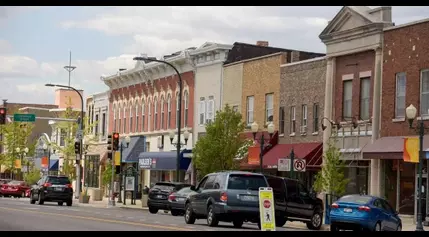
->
102, 160, 113, 187
193, 104, 247, 179
47, 97, 97, 181
24, 168, 41, 185
313, 132, 349, 197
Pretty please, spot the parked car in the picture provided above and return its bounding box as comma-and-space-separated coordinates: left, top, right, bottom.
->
30, 175, 73, 206
168, 187, 196, 216
184, 171, 269, 229
0, 180, 30, 198
148, 182, 191, 214
330, 194, 402, 231
0, 179, 11, 185
25, 189, 31, 197
265, 175, 324, 230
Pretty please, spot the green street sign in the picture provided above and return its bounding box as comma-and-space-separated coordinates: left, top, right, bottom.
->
14, 113, 36, 122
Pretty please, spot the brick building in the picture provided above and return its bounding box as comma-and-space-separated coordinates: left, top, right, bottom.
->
102, 49, 195, 187
320, 6, 393, 196
363, 19, 429, 217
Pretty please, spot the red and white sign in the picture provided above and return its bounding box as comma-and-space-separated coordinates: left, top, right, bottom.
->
263, 200, 271, 208
293, 159, 306, 172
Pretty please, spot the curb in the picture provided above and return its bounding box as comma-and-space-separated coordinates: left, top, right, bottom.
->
119, 206, 149, 211
321, 225, 330, 231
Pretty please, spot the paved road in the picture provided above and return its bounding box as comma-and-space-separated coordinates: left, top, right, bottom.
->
0, 197, 308, 231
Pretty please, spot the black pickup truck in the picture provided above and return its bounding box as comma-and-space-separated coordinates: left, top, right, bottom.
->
265, 175, 324, 230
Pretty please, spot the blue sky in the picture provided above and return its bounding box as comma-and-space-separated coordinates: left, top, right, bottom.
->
1, 6, 429, 105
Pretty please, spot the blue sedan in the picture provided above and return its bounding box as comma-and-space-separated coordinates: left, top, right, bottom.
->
330, 195, 402, 231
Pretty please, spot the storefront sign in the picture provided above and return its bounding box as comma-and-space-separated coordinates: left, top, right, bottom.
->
139, 158, 157, 169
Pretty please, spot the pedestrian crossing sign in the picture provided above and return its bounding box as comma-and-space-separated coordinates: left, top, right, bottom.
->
259, 187, 276, 231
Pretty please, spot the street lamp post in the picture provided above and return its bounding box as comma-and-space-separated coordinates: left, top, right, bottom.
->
117, 135, 131, 204
15, 147, 28, 179
168, 129, 190, 181
133, 56, 184, 182
45, 83, 84, 199
250, 122, 275, 173
405, 104, 427, 231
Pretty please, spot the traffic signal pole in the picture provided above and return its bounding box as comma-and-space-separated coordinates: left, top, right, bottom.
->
107, 133, 119, 207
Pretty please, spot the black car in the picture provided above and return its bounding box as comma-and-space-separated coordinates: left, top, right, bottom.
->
168, 187, 196, 216
265, 175, 324, 230
30, 175, 73, 206
184, 171, 269, 229
148, 182, 191, 214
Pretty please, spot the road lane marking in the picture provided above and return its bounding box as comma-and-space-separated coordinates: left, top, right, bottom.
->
0, 206, 193, 231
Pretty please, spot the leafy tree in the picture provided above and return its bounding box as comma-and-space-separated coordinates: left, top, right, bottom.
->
193, 104, 247, 179
24, 168, 41, 185
313, 132, 349, 197
47, 97, 97, 181
102, 160, 113, 187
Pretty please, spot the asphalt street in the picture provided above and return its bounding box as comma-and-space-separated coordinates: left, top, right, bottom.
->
0, 197, 308, 231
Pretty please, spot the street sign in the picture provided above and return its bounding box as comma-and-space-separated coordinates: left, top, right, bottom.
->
13, 113, 36, 122
125, 176, 135, 191
259, 187, 276, 231
278, 158, 291, 171
293, 159, 306, 172
75, 129, 83, 140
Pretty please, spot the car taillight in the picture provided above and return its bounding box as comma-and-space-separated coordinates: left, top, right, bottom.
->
168, 194, 176, 201
220, 192, 228, 202
43, 183, 52, 187
358, 206, 371, 212
331, 203, 339, 209
1, 185, 7, 189
66, 184, 73, 188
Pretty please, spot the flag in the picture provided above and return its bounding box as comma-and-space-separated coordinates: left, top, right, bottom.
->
14, 159, 21, 169
403, 137, 419, 163
114, 152, 121, 166
41, 157, 48, 168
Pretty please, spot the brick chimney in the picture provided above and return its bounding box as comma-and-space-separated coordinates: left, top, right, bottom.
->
256, 41, 269, 47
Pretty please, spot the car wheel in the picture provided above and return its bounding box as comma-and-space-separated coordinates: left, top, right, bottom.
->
275, 217, 287, 227
396, 224, 402, 231
233, 220, 244, 228
30, 192, 36, 204
207, 205, 219, 227
58, 202, 64, 206
373, 222, 381, 231
37, 193, 44, 205
171, 209, 180, 216
184, 203, 196, 224
307, 210, 323, 230
148, 207, 158, 214
330, 224, 339, 231
66, 200, 72, 207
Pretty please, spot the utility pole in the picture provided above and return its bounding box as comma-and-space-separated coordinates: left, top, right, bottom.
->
64, 51, 76, 87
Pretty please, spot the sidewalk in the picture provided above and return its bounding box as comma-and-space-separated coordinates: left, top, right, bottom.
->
75, 197, 148, 211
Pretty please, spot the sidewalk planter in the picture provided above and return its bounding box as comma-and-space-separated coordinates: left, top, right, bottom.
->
141, 195, 148, 207
79, 195, 90, 203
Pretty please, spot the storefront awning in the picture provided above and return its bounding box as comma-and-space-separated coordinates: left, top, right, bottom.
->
49, 160, 59, 171
138, 150, 192, 171
122, 136, 146, 163
86, 144, 108, 163
362, 135, 429, 160
241, 142, 322, 170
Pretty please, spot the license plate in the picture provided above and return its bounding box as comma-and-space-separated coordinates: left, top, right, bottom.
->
344, 208, 352, 213
177, 198, 185, 201
55, 187, 63, 191
241, 195, 257, 201
156, 195, 163, 198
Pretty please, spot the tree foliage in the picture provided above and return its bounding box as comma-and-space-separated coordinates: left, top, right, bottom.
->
313, 132, 349, 197
24, 168, 41, 185
102, 160, 113, 187
193, 104, 247, 179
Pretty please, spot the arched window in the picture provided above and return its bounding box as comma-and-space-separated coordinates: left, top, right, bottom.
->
176, 92, 179, 128
118, 105, 122, 134
135, 102, 139, 133
113, 104, 116, 133
160, 96, 165, 130
141, 99, 145, 132
154, 96, 158, 130
129, 103, 133, 133
183, 91, 189, 128
167, 94, 171, 129
123, 105, 127, 134
148, 100, 152, 131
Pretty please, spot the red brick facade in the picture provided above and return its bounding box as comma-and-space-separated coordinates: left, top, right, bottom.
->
108, 71, 195, 134
333, 50, 375, 121
381, 21, 429, 137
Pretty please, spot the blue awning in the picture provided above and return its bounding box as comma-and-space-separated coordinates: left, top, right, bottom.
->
123, 136, 146, 163
138, 149, 192, 171
49, 160, 59, 171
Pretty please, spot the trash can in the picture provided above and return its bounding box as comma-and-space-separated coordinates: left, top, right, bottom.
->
141, 186, 149, 208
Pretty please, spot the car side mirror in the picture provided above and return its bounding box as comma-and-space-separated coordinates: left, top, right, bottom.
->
190, 185, 196, 191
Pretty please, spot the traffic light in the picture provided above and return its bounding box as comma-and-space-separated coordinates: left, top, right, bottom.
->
107, 134, 113, 160
0, 108, 6, 125
74, 141, 81, 155
112, 132, 119, 151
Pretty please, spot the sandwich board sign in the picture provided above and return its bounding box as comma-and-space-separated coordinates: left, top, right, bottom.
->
259, 187, 276, 231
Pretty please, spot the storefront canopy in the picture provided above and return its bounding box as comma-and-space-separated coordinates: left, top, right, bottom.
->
122, 136, 146, 163
362, 135, 429, 160
137, 149, 192, 171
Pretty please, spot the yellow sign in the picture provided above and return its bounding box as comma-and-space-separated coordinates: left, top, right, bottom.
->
114, 151, 121, 166
14, 159, 22, 169
259, 187, 276, 231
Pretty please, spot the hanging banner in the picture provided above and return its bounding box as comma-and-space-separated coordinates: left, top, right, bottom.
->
403, 137, 419, 163
41, 157, 49, 168
14, 159, 21, 169
248, 146, 260, 165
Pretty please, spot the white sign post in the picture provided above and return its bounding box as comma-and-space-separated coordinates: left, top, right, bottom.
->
125, 177, 135, 191
278, 158, 291, 172
259, 187, 276, 231
293, 158, 306, 172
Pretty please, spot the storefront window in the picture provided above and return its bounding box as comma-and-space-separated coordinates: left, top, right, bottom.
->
85, 155, 100, 188
344, 163, 368, 195
399, 162, 415, 215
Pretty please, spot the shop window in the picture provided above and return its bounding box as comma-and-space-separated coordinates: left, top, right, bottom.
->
85, 155, 100, 188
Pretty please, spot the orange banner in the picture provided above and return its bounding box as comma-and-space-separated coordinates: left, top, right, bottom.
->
403, 137, 419, 163
248, 146, 261, 165
41, 156, 49, 168
14, 159, 21, 169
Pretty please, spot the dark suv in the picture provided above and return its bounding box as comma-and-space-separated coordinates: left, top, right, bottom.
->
184, 171, 269, 229
265, 175, 324, 230
147, 182, 190, 214
30, 175, 73, 206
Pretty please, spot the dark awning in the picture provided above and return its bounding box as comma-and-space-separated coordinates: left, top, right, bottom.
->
362, 135, 429, 159
49, 160, 59, 171
138, 149, 192, 171
123, 136, 146, 163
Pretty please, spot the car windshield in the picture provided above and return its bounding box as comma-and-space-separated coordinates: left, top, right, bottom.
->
152, 183, 176, 192
177, 187, 193, 194
48, 177, 71, 185
7, 181, 23, 186
227, 174, 267, 191
339, 195, 372, 204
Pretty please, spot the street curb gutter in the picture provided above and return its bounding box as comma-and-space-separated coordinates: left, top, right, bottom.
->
119, 206, 149, 211
321, 224, 330, 231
